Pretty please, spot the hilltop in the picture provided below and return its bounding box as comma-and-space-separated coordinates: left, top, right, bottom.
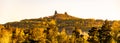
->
3, 11, 120, 34
3, 11, 102, 33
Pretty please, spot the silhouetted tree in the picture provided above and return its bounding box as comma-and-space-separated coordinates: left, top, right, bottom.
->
99, 20, 113, 43
72, 27, 82, 38
87, 27, 100, 43
71, 27, 86, 43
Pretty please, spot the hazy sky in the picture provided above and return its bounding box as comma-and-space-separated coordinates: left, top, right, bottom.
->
0, 0, 120, 24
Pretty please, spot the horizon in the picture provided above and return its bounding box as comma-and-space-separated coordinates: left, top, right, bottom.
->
0, 0, 120, 24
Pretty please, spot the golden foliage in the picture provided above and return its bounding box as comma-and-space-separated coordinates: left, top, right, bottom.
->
1, 12, 120, 43
0, 25, 12, 43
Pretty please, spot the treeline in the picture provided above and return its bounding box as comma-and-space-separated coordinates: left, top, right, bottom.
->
0, 12, 120, 43
0, 20, 120, 43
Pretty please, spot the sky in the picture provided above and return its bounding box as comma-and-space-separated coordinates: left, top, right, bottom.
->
0, 0, 120, 24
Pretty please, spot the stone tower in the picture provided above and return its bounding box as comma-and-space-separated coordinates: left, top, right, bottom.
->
64, 12, 68, 15
54, 10, 57, 15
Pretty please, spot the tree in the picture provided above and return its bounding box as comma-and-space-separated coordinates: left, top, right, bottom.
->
116, 31, 120, 43
72, 27, 82, 38
98, 20, 113, 43
0, 25, 12, 43
45, 24, 59, 43
57, 28, 69, 43
12, 28, 25, 43
29, 28, 46, 43
71, 27, 86, 43
87, 27, 100, 43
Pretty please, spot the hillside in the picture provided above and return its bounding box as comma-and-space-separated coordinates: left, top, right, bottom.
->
4, 11, 120, 34
4, 11, 105, 34
1, 11, 120, 43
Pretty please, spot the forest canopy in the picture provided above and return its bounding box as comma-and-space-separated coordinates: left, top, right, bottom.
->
0, 11, 120, 43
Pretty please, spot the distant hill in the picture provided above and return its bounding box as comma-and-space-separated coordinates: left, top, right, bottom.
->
3, 11, 120, 34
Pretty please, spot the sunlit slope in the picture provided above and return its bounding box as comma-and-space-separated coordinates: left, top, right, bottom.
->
4, 11, 120, 34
